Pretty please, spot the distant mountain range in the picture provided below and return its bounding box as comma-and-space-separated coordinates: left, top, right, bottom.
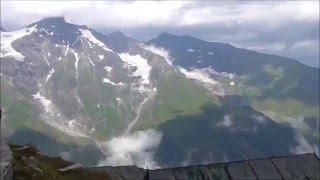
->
1, 17, 319, 168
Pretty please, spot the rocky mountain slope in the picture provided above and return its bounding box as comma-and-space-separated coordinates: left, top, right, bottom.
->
1, 17, 319, 168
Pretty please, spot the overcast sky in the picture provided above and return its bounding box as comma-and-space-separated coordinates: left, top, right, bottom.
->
1, 1, 319, 67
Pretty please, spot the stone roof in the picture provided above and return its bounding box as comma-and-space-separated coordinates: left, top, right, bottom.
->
92, 153, 320, 180
147, 153, 320, 180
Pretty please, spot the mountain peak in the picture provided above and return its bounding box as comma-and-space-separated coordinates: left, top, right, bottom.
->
158, 32, 175, 38
158, 32, 200, 41
106, 31, 138, 53
28, 16, 89, 31
148, 32, 234, 50
27, 16, 66, 28
109, 31, 127, 39
24, 16, 89, 45
41, 16, 66, 23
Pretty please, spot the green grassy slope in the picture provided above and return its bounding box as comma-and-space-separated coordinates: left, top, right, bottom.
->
135, 70, 220, 130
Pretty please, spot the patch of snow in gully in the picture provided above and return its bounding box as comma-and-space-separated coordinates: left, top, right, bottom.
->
118, 53, 152, 93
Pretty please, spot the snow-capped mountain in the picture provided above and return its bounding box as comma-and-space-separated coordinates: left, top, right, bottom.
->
2, 17, 168, 137
1, 17, 319, 168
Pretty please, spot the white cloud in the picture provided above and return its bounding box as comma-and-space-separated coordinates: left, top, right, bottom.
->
1, 1, 187, 29
237, 2, 318, 30
178, 1, 319, 29
98, 129, 162, 169
1, 1, 318, 30
143, 44, 173, 66
290, 133, 314, 154
217, 114, 233, 127
252, 115, 267, 124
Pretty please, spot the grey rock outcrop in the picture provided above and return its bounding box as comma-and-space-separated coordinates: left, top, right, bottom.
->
0, 141, 13, 180
22, 156, 43, 174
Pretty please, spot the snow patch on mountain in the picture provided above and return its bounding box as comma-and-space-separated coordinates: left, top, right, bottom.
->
79, 29, 113, 52
118, 53, 152, 92
33, 91, 52, 112
178, 66, 225, 96
98, 55, 104, 60
71, 49, 80, 80
178, 67, 218, 85
104, 66, 112, 72
204, 66, 235, 79
45, 68, 55, 84
0, 26, 36, 61
64, 44, 70, 56
88, 57, 95, 66
102, 78, 124, 86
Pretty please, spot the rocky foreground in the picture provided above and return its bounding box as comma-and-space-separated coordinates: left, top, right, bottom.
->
1, 142, 110, 180
1, 141, 319, 180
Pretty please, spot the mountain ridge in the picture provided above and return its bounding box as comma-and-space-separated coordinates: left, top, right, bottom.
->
148, 32, 318, 70
2, 18, 318, 69
150, 32, 318, 69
